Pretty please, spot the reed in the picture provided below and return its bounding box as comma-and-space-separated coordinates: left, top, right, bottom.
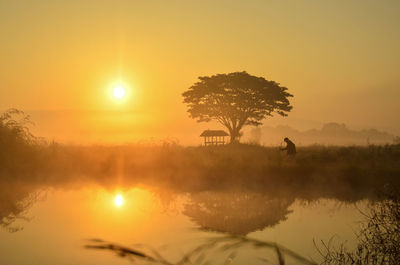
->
85, 234, 317, 265
315, 188, 400, 264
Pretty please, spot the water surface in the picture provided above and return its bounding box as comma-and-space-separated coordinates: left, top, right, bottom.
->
0, 183, 368, 265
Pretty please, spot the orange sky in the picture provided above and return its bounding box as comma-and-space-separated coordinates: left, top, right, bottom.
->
0, 0, 399, 143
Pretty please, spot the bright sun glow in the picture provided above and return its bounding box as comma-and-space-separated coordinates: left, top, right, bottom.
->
113, 86, 126, 99
114, 194, 124, 207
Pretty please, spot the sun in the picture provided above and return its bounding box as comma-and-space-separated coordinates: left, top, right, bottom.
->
114, 194, 124, 207
113, 86, 126, 99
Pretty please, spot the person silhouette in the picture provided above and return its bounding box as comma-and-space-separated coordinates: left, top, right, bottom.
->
280, 137, 296, 156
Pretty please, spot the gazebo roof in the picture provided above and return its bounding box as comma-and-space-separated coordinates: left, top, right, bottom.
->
200, 130, 229, 137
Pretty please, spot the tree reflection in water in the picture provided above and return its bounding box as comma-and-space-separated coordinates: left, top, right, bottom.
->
0, 182, 40, 232
183, 191, 294, 235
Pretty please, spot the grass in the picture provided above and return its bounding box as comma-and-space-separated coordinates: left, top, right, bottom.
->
30, 142, 400, 203
1, 109, 399, 199
315, 188, 400, 264
85, 234, 317, 265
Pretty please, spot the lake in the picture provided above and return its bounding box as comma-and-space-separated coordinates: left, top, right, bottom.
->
0, 182, 369, 265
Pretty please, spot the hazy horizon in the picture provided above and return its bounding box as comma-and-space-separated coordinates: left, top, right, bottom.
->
10, 108, 396, 145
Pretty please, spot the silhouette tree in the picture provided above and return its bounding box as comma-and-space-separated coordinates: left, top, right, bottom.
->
0, 108, 35, 144
182, 71, 293, 143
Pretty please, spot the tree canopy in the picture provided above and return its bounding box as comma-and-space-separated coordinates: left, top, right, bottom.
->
182, 71, 293, 142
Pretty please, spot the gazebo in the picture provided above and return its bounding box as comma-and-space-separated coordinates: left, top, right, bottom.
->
200, 130, 229, 146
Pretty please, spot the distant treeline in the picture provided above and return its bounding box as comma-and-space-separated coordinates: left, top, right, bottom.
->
246, 122, 397, 146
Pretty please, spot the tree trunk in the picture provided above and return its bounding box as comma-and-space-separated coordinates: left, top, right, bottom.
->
229, 129, 240, 144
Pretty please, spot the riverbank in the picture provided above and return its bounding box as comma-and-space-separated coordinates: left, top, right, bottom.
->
3, 141, 399, 202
